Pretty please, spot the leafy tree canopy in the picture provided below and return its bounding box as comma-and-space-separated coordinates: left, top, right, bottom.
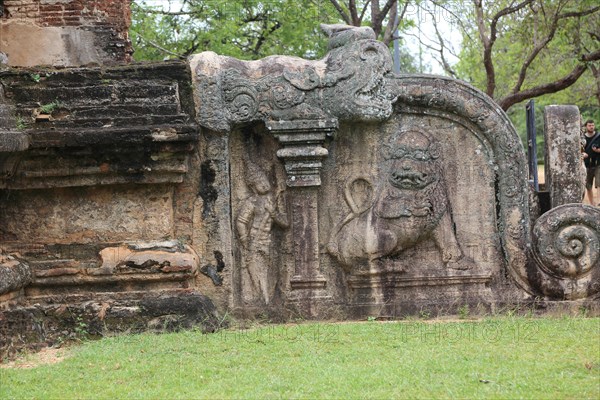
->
130, 0, 419, 71
131, 0, 340, 60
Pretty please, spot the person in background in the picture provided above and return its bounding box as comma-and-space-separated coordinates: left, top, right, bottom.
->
582, 119, 600, 206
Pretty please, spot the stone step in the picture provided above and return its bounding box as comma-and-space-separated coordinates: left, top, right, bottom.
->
26, 123, 198, 148
28, 114, 193, 129
8, 82, 180, 107
20, 103, 182, 120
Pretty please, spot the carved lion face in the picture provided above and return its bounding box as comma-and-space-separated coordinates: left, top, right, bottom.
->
382, 130, 442, 190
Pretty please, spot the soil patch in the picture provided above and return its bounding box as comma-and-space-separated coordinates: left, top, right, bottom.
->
1, 347, 69, 369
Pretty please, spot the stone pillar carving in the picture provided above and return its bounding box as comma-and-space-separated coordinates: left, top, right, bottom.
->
268, 119, 336, 187
267, 119, 337, 295
288, 188, 325, 290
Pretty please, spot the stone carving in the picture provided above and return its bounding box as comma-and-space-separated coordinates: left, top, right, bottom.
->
93, 240, 199, 276
328, 129, 473, 271
236, 160, 289, 304
387, 75, 531, 293
543, 105, 586, 208
320, 25, 393, 122
531, 204, 600, 300
192, 24, 395, 132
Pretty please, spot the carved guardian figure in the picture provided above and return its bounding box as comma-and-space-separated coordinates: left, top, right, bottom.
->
328, 130, 472, 271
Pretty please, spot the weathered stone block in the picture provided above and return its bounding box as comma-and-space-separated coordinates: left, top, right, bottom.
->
544, 105, 585, 207
0, 0, 132, 66
0, 290, 224, 361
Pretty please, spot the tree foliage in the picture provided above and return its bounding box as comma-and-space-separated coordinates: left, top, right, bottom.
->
130, 0, 340, 61
130, 0, 420, 70
434, 0, 600, 111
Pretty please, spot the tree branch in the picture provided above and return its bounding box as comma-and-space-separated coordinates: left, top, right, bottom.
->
581, 48, 600, 62
511, 6, 561, 94
137, 36, 186, 59
371, 0, 381, 36
511, 5, 600, 95
383, 1, 409, 45
473, 0, 495, 96
383, 2, 397, 45
431, 11, 458, 78
349, 0, 361, 25
329, 0, 352, 24
133, 9, 193, 16
430, 0, 474, 42
499, 63, 588, 110
490, 0, 534, 42
559, 5, 600, 19
371, 0, 400, 38
359, 0, 372, 23
588, 30, 600, 42
589, 63, 600, 106
380, 0, 399, 23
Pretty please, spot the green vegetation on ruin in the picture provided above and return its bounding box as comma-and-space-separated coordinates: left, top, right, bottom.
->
2, 316, 598, 399
38, 101, 61, 115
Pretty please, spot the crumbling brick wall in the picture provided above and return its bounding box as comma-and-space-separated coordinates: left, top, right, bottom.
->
0, 0, 132, 66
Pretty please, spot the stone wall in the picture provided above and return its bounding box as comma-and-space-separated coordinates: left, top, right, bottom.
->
0, 61, 223, 359
0, 0, 132, 66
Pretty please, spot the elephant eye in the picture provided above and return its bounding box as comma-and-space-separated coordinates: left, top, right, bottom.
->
413, 150, 428, 160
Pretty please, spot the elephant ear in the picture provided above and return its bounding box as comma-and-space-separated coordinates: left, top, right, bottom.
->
345, 176, 374, 215
283, 68, 320, 91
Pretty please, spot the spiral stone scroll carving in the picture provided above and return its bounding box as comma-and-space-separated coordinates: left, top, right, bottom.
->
532, 204, 600, 300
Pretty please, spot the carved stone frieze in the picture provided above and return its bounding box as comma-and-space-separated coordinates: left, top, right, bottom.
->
385, 75, 532, 295
1, 19, 598, 352
191, 24, 396, 132
193, 25, 600, 306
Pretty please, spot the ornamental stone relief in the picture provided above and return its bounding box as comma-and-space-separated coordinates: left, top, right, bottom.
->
327, 129, 474, 272
3, 23, 599, 359
191, 24, 599, 313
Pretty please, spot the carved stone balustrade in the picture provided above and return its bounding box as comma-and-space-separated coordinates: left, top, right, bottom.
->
1, 23, 599, 358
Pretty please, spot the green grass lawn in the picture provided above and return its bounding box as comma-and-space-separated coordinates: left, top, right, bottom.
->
1, 317, 599, 399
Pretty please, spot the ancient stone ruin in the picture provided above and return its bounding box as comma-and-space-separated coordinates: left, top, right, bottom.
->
1, 0, 131, 67
1, 5, 599, 358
